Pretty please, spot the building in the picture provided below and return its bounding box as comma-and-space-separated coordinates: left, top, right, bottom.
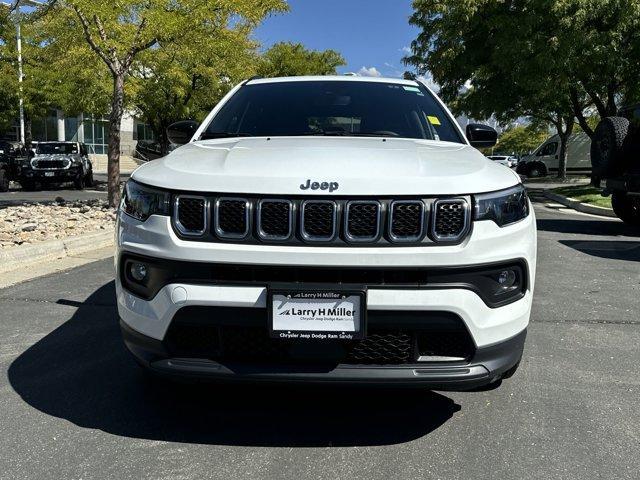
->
2, 109, 155, 157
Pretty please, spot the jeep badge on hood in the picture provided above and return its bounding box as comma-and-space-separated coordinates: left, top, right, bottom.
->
300, 179, 339, 192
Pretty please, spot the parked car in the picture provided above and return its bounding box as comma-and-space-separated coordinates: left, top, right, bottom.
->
0, 141, 28, 192
593, 104, 640, 226
518, 132, 592, 177
116, 76, 536, 390
20, 141, 94, 190
486, 155, 518, 168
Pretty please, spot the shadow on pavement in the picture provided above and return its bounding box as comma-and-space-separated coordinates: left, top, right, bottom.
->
8, 281, 459, 447
537, 218, 640, 237
559, 240, 640, 262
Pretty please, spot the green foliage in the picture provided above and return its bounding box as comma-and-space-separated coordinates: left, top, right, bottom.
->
404, 0, 640, 178
257, 42, 346, 77
497, 126, 550, 156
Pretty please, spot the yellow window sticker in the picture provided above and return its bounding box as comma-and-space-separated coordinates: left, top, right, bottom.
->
427, 115, 441, 126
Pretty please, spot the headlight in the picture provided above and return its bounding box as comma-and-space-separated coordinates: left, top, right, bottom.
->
473, 184, 529, 227
122, 180, 170, 221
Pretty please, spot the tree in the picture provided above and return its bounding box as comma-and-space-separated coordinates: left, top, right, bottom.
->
131, 23, 260, 156
405, 0, 640, 179
38, 0, 287, 207
497, 125, 549, 156
257, 42, 345, 77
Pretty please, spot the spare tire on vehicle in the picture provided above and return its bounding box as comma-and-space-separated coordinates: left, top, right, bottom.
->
591, 116, 629, 178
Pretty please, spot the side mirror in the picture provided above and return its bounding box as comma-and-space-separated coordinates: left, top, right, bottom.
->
466, 123, 498, 148
167, 120, 199, 145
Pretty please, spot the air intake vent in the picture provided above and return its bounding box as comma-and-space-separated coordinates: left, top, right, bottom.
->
174, 196, 207, 235
389, 201, 425, 241
345, 201, 381, 241
432, 199, 469, 241
258, 200, 293, 240
215, 198, 250, 238
301, 200, 337, 241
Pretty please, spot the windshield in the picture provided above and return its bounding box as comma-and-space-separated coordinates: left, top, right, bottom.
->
36, 143, 77, 155
204, 81, 464, 143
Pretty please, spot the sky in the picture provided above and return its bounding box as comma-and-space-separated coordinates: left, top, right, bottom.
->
254, 0, 421, 79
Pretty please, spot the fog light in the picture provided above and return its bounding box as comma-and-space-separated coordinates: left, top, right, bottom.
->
498, 269, 516, 289
130, 262, 147, 282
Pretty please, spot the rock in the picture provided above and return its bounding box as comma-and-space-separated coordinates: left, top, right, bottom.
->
79, 206, 91, 213
21, 223, 37, 232
55, 196, 66, 204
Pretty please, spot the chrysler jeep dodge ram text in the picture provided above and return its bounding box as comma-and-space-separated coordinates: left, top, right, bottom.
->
116, 76, 536, 390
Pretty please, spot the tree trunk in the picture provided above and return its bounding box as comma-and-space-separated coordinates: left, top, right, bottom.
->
107, 74, 125, 207
159, 122, 170, 156
556, 120, 574, 180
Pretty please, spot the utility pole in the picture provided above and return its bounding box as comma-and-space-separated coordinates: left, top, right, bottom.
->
6, 0, 42, 144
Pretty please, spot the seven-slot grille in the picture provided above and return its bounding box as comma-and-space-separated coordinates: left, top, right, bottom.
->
432, 200, 468, 240
32, 159, 70, 169
174, 196, 207, 235
171, 195, 470, 244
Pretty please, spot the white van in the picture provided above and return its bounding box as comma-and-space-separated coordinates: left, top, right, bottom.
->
518, 132, 591, 177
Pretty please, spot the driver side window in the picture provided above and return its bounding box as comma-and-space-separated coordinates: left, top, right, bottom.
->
537, 142, 557, 156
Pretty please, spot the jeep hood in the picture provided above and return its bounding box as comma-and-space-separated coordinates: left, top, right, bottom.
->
131, 137, 520, 195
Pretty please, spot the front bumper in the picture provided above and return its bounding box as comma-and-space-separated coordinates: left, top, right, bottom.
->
20, 167, 81, 181
121, 319, 526, 390
116, 204, 536, 387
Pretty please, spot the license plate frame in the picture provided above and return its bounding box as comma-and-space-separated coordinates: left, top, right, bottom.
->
268, 286, 367, 341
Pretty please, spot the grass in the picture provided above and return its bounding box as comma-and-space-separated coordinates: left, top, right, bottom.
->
551, 185, 612, 209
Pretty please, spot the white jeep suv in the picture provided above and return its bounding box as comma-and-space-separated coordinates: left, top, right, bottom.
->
116, 76, 536, 390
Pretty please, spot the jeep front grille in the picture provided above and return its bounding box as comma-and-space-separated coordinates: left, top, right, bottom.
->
170, 194, 471, 245
32, 159, 70, 170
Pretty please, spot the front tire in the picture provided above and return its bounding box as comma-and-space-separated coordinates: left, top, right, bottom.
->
74, 171, 86, 190
85, 169, 94, 188
527, 162, 547, 178
591, 117, 629, 178
611, 192, 640, 226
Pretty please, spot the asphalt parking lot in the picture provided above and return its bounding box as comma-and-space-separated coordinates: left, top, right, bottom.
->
0, 193, 638, 480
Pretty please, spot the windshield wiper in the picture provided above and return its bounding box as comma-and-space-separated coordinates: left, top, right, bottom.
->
200, 132, 253, 139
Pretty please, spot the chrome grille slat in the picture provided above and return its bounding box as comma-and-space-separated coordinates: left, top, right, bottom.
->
432, 199, 470, 241
300, 200, 337, 241
215, 197, 250, 239
174, 195, 208, 236
344, 201, 381, 242
257, 199, 293, 240
389, 200, 425, 242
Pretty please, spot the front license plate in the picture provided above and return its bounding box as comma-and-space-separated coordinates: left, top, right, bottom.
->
44, 172, 55, 177
269, 290, 366, 340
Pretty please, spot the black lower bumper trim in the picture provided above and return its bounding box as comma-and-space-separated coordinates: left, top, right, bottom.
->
120, 319, 527, 391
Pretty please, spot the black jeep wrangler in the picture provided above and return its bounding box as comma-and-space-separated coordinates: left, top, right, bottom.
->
591, 104, 640, 226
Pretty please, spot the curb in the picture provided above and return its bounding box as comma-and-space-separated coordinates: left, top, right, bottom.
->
544, 191, 617, 218
0, 229, 114, 274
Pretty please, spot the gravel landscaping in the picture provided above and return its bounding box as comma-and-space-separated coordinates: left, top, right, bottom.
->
0, 199, 116, 249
